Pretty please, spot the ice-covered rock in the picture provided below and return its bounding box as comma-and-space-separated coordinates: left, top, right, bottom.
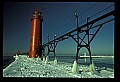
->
35, 56, 42, 62
108, 74, 114, 78
13, 54, 19, 60
3, 55, 114, 78
106, 68, 114, 72
100, 70, 114, 78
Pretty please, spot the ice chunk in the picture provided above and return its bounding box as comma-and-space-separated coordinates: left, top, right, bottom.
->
108, 74, 114, 78
106, 68, 114, 72
100, 70, 114, 78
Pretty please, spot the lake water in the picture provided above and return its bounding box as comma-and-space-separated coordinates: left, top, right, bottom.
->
48, 55, 114, 69
3, 55, 15, 69
3, 54, 114, 69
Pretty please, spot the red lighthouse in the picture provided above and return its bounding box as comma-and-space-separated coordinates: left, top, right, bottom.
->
29, 9, 43, 58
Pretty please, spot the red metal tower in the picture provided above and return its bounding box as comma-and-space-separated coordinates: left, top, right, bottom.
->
29, 9, 43, 58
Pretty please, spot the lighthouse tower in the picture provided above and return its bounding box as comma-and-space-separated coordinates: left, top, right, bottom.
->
29, 8, 43, 58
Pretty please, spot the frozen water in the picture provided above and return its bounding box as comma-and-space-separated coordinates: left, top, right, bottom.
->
42, 56, 45, 62
3, 55, 114, 78
45, 56, 48, 64
89, 61, 96, 73
54, 58, 57, 65
71, 60, 79, 74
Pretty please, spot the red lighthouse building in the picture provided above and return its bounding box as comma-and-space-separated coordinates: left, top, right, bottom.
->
29, 9, 43, 58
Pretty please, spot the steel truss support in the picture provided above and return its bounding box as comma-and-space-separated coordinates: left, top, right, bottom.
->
42, 10, 114, 65
68, 16, 104, 65
42, 46, 45, 57
46, 35, 58, 59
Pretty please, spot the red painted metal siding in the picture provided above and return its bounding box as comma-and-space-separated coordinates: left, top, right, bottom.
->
29, 9, 43, 58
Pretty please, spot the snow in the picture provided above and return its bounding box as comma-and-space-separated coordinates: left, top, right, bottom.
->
3, 55, 114, 78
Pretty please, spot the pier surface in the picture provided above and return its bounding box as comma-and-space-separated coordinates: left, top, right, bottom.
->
3, 55, 114, 78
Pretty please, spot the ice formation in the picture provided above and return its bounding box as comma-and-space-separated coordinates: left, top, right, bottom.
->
89, 61, 96, 73
42, 56, 45, 62
3, 55, 114, 78
45, 56, 48, 64
71, 60, 79, 74
54, 57, 57, 65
